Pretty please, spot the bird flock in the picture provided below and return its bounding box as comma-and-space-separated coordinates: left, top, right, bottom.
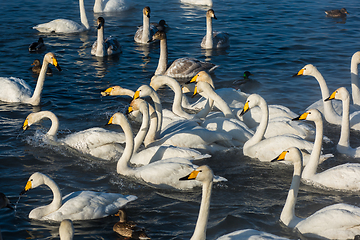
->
0, 0, 359, 239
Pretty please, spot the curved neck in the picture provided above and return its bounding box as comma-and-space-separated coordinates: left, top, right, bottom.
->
96, 26, 105, 57
28, 55, 49, 105
150, 76, 193, 119
41, 111, 59, 138
79, 0, 89, 29
116, 118, 135, 175
302, 117, 323, 179
351, 56, 360, 105
190, 180, 212, 240
133, 103, 150, 153
144, 105, 158, 147
35, 174, 62, 218
338, 94, 351, 148
205, 15, 213, 48
155, 38, 168, 75
280, 160, 302, 228
142, 14, 151, 43
93, 0, 102, 12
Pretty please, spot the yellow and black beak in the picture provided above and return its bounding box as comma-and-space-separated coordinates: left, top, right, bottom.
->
107, 116, 114, 125
133, 90, 140, 100
271, 150, 288, 162
179, 170, 200, 181
127, 106, 133, 115
292, 112, 309, 121
20, 180, 32, 195
292, 68, 304, 77
239, 101, 250, 117
101, 87, 113, 96
23, 119, 30, 131
324, 90, 337, 102
52, 57, 62, 72
191, 85, 198, 98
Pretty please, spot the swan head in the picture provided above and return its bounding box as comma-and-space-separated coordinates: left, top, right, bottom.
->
271, 147, 303, 167
128, 98, 148, 115
293, 64, 316, 77
179, 165, 213, 183
143, 6, 151, 18
206, 9, 217, 20
96, 17, 105, 29
324, 87, 350, 102
292, 108, 322, 122
44, 52, 62, 72
148, 30, 166, 43
133, 85, 153, 100
240, 94, 263, 116
101, 86, 124, 96
108, 112, 129, 127
20, 172, 47, 195
23, 111, 55, 131
59, 219, 74, 240
188, 71, 215, 88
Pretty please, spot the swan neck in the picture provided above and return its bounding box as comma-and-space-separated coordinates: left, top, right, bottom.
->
190, 180, 212, 240
93, 0, 102, 12
245, 99, 268, 147
302, 118, 323, 179
79, 0, 89, 29
142, 14, 151, 42
117, 119, 135, 174
338, 96, 351, 148
96, 26, 105, 57
29, 56, 49, 105
133, 103, 150, 153
205, 15, 213, 48
193, 98, 214, 119
351, 57, 360, 105
36, 174, 62, 218
150, 90, 163, 138
144, 105, 158, 146
155, 38, 168, 75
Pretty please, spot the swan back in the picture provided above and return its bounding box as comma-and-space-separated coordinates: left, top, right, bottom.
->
59, 219, 74, 240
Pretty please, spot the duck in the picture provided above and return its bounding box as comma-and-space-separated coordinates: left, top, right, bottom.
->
272, 147, 360, 239
201, 9, 229, 49
232, 71, 253, 86
33, 0, 90, 33
59, 219, 74, 240
31, 59, 52, 76
22, 111, 126, 161
180, 0, 213, 7
293, 108, 360, 191
0, 52, 61, 105
293, 64, 360, 130
20, 172, 137, 221
93, 0, 132, 13
0, 192, 13, 210
113, 209, 150, 239
149, 31, 218, 79
325, 87, 360, 157
325, 8, 349, 18
29, 37, 46, 52
91, 17, 121, 57
108, 112, 227, 190
134, 7, 158, 44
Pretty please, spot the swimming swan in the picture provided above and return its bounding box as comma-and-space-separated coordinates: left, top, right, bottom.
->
23, 111, 126, 161
20, 172, 137, 221
180, 0, 213, 6
201, 9, 229, 49
93, 0, 131, 13
0, 52, 61, 105
91, 17, 121, 57
134, 6, 158, 44
59, 219, 74, 240
325, 87, 360, 157
293, 108, 360, 191
149, 31, 218, 78
33, 0, 90, 33
108, 112, 227, 190
272, 147, 360, 239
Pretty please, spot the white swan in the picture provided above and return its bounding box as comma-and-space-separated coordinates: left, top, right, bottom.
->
293, 108, 360, 191
91, 17, 121, 57
149, 31, 218, 78
59, 219, 74, 240
240, 94, 315, 162
272, 147, 360, 239
108, 112, 227, 190
33, 0, 90, 33
0, 52, 61, 105
351, 51, 360, 107
23, 111, 126, 161
20, 172, 137, 221
180, 0, 213, 7
294, 64, 360, 130
93, 0, 132, 13
134, 6, 157, 44
201, 9, 229, 49
325, 87, 360, 157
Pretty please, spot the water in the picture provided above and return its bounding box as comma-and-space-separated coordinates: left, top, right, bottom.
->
1, 0, 360, 239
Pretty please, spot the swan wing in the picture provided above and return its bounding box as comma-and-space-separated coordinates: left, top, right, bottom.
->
165, 57, 218, 79
105, 37, 122, 55
41, 191, 137, 221
212, 31, 230, 48
0, 77, 32, 103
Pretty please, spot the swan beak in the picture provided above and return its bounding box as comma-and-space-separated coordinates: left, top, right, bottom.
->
271, 150, 288, 162
127, 106, 133, 115
240, 102, 250, 116
20, 181, 32, 195
292, 112, 308, 121
23, 119, 29, 131
179, 170, 200, 181
52, 58, 62, 72
133, 91, 140, 100
189, 74, 199, 84
324, 90, 336, 101
191, 86, 198, 98
107, 116, 114, 125
101, 87, 113, 96
292, 68, 304, 77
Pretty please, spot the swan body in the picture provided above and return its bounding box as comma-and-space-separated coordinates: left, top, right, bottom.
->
180, 0, 213, 6
325, 8, 349, 18
108, 112, 227, 190
134, 7, 157, 44
272, 147, 360, 239
91, 17, 121, 57
201, 9, 229, 49
23, 111, 125, 161
216, 229, 289, 240
294, 64, 360, 130
93, 0, 131, 13
31, 59, 52, 76
325, 87, 360, 158
20, 172, 137, 221
29, 37, 46, 52
150, 31, 218, 78
59, 219, 74, 240
240, 94, 315, 162
33, 0, 90, 33
0, 52, 61, 105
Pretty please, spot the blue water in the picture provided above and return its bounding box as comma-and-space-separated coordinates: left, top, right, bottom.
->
1, 0, 360, 239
